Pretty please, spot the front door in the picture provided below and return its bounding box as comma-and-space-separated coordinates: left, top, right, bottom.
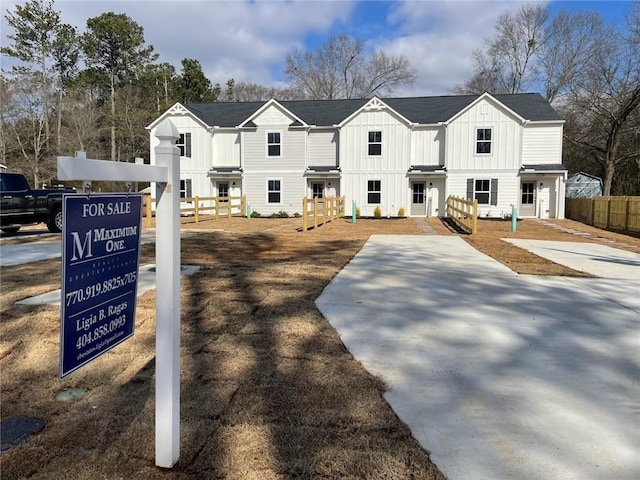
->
218, 182, 229, 203
520, 182, 535, 216
411, 182, 426, 216
311, 182, 324, 199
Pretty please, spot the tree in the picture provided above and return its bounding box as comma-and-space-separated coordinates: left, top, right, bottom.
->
1, 71, 56, 186
81, 12, 157, 161
537, 10, 608, 103
284, 34, 416, 99
562, 4, 640, 195
455, 4, 547, 95
141, 62, 178, 112
178, 58, 218, 103
223, 80, 302, 102
1, 0, 79, 176
1, 0, 61, 146
51, 23, 80, 151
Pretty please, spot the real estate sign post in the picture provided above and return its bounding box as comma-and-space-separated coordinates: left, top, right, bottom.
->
57, 120, 182, 468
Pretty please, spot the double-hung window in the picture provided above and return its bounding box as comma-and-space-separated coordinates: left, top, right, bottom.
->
368, 131, 382, 156
467, 178, 498, 205
267, 132, 281, 157
474, 179, 491, 204
180, 179, 192, 200
476, 128, 492, 154
367, 180, 381, 204
176, 133, 191, 157
267, 179, 281, 203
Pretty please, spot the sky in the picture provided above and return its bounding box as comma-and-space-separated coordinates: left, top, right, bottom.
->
0, 0, 633, 97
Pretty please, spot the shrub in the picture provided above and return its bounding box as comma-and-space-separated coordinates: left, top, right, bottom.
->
398, 207, 405, 217
250, 210, 261, 218
355, 207, 361, 218
373, 206, 382, 218
277, 210, 289, 218
293, 212, 301, 218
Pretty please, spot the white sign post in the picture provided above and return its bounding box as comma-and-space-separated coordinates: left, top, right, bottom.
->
57, 120, 182, 468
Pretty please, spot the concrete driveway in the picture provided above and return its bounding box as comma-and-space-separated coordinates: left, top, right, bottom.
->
316, 235, 639, 480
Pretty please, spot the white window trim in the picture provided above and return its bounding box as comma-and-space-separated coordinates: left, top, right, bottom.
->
367, 179, 381, 205
475, 127, 492, 156
266, 131, 282, 158
367, 130, 382, 157
266, 178, 282, 204
473, 179, 491, 204
180, 178, 193, 203
176, 132, 191, 158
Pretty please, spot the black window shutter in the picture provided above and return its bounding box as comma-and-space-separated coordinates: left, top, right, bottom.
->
185, 133, 192, 157
490, 178, 498, 205
186, 179, 192, 198
466, 178, 474, 199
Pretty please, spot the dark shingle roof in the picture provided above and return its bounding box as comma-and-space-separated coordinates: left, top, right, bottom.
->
184, 93, 562, 128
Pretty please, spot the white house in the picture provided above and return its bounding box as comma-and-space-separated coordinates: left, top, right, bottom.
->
147, 92, 567, 219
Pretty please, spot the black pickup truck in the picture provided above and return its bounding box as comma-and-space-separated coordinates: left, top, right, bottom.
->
0, 172, 76, 233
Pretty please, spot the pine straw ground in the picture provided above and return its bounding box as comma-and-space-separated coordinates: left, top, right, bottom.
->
1, 217, 639, 479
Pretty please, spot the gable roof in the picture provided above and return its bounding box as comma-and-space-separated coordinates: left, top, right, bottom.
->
181, 93, 562, 128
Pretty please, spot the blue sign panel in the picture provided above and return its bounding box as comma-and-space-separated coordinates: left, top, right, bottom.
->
60, 194, 142, 378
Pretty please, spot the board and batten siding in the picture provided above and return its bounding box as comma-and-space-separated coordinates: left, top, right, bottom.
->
521, 123, 563, 165
340, 108, 412, 216
149, 114, 214, 202
447, 170, 520, 218
149, 115, 212, 173
446, 99, 522, 171
410, 127, 445, 166
307, 129, 339, 167
212, 131, 241, 167
340, 109, 412, 173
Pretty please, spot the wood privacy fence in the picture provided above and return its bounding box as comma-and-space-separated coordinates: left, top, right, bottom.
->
142, 194, 247, 227
446, 195, 478, 234
302, 196, 346, 231
565, 196, 640, 232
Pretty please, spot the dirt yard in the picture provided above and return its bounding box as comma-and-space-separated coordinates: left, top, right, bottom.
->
1, 216, 638, 479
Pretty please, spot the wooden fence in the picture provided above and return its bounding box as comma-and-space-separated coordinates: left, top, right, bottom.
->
302, 196, 346, 231
142, 194, 247, 227
565, 196, 640, 232
446, 195, 478, 234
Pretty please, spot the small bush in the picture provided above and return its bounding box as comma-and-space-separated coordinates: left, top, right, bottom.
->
293, 212, 301, 218
373, 206, 382, 218
398, 207, 406, 217
250, 210, 261, 218
355, 207, 361, 218
270, 210, 290, 218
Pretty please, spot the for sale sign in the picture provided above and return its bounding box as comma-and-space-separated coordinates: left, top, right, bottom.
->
60, 194, 142, 378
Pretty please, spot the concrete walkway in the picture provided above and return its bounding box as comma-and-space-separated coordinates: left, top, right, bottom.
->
316, 235, 640, 480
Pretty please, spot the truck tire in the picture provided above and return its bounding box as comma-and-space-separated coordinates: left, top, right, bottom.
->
47, 208, 63, 233
1, 226, 21, 233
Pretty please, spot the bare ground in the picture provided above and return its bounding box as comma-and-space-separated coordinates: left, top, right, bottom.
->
1, 216, 638, 479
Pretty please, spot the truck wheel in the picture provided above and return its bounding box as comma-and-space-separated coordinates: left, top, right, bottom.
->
47, 208, 63, 233
1, 226, 20, 233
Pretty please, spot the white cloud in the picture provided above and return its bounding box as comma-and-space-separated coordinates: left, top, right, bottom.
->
2, 0, 356, 85
375, 1, 536, 95
0, 0, 555, 97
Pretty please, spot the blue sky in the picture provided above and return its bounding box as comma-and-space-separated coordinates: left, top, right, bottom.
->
0, 1, 634, 97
